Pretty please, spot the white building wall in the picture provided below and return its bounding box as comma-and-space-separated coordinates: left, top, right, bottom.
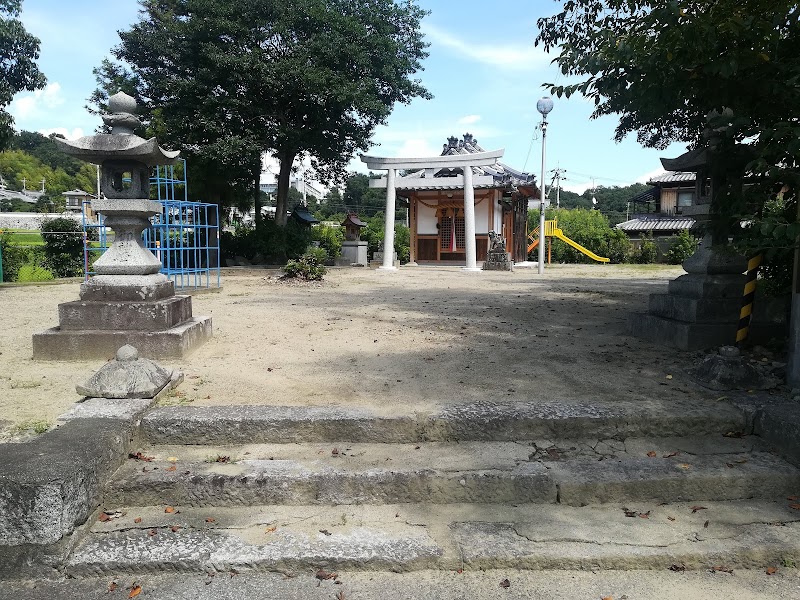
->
417, 202, 438, 234
494, 199, 504, 233
475, 199, 490, 234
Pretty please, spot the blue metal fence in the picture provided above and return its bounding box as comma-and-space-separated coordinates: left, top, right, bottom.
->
83, 160, 221, 289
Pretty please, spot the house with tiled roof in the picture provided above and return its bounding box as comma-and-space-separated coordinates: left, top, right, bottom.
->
370, 133, 538, 265
616, 171, 698, 240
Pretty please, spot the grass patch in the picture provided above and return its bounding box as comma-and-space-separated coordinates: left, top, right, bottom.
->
153, 388, 192, 407
10, 379, 42, 389
11, 419, 51, 435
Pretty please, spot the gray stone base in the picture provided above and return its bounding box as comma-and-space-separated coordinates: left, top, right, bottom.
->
32, 316, 212, 360
648, 293, 741, 323
58, 296, 192, 331
628, 313, 738, 351
79, 274, 175, 302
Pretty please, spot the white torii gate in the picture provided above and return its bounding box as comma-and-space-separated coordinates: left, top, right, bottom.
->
360, 149, 504, 272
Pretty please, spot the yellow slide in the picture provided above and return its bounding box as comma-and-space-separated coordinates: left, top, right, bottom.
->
526, 220, 610, 263
552, 228, 610, 263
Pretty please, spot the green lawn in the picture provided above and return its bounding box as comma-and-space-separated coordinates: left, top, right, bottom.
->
2, 229, 44, 246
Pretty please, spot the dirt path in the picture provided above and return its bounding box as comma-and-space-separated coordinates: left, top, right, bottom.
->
1, 264, 712, 439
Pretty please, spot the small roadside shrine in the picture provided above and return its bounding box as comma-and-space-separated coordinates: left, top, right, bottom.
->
361, 134, 537, 270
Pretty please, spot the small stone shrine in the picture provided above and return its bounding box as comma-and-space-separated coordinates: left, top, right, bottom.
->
338, 213, 368, 265
482, 231, 513, 271
32, 92, 212, 360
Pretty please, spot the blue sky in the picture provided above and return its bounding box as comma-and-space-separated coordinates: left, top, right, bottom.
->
10, 0, 687, 193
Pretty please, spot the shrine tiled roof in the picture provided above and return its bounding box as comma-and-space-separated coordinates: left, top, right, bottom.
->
616, 216, 695, 232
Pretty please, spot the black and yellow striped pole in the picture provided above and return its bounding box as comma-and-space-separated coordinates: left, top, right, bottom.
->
736, 254, 763, 345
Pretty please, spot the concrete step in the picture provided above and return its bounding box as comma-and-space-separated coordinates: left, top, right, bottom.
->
66, 500, 800, 576
140, 400, 747, 445
103, 436, 800, 507
7, 568, 800, 600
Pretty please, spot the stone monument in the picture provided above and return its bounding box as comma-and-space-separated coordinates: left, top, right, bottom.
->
32, 92, 212, 359
337, 213, 368, 266
483, 231, 513, 271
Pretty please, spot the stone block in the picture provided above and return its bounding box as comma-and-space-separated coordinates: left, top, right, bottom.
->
648, 293, 741, 323
32, 316, 212, 360
667, 273, 746, 299
628, 312, 738, 351
754, 403, 800, 467
58, 296, 192, 331
79, 275, 175, 302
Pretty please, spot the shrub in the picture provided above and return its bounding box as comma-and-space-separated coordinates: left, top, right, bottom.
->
664, 229, 697, 264
16, 264, 55, 282
311, 224, 344, 258
605, 228, 633, 264
0, 233, 30, 282
634, 232, 659, 264
40, 217, 84, 277
285, 220, 313, 259
394, 224, 410, 263
283, 250, 326, 280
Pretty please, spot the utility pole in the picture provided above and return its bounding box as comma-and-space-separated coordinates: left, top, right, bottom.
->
21, 177, 27, 191
40, 178, 46, 193
550, 167, 566, 209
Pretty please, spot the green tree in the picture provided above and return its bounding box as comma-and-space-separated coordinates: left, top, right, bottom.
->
40, 217, 84, 277
0, 0, 46, 149
665, 229, 698, 264
536, 1, 800, 244
111, 0, 430, 228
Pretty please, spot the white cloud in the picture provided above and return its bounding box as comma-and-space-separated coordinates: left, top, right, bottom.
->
562, 181, 595, 195
38, 127, 84, 140
458, 114, 481, 125
393, 138, 442, 158
424, 24, 549, 70
9, 83, 65, 121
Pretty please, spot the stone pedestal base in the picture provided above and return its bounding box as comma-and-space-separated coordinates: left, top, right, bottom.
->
630, 271, 746, 351
33, 316, 212, 360
483, 251, 513, 271
340, 240, 368, 265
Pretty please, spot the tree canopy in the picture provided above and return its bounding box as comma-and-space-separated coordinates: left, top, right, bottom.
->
536, 1, 800, 248
106, 0, 430, 226
0, 0, 46, 149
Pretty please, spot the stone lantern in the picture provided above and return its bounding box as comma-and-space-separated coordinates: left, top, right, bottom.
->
32, 92, 212, 360
338, 213, 368, 265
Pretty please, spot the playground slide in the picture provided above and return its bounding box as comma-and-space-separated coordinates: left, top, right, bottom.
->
552, 231, 610, 263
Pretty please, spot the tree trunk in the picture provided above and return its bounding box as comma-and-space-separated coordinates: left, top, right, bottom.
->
254, 165, 262, 229
275, 150, 296, 228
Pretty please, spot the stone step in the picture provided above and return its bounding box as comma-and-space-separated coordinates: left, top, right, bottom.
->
104, 437, 800, 507
67, 500, 800, 576
140, 400, 747, 445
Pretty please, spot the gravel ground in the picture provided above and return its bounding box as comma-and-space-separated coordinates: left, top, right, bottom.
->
0, 263, 742, 439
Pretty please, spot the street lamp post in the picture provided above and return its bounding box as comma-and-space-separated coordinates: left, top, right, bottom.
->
536, 97, 554, 275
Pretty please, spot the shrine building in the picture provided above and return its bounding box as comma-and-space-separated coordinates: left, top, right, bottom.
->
362, 134, 538, 270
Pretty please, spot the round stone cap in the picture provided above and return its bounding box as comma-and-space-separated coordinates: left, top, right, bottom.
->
116, 344, 139, 362
108, 91, 137, 115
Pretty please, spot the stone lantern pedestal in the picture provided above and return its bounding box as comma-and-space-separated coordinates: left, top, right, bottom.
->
32, 92, 212, 360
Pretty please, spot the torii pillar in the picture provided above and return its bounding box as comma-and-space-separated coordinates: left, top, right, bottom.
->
360, 149, 504, 272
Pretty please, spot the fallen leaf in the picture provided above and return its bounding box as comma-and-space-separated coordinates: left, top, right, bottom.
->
108, 581, 118, 592
789, 503, 800, 510
171, 525, 181, 533
602, 596, 614, 600
723, 431, 745, 438
166, 465, 177, 472
665, 374, 673, 380
98, 512, 112, 522
500, 578, 510, 588
691, 506, 708, 513
128, 584, 142, 598
788, 496, 798, 501
647, 451, 657, 458
667, 516, 676, 522
148, 529, 157, 537
331, 448, 340, 456
639, 511, 651, 519
128, 452, 154, 462
316, 569, 337, 581
265, 526, 277, 533
623, 509, 637, 518
205, 518, 216, 523
336, 592, 346, 600
319, 529, 332, 536
766, 567, 778, 575
710, 566, 734, 574
704, 520, 709, 528
165, 506, 175, 514
663, 451, 679, 458
167, 456, 178, 462
669, 563, 686, 572
215, 455, 230, 463
678, 463, 692, 470
134, 517, 142, 524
